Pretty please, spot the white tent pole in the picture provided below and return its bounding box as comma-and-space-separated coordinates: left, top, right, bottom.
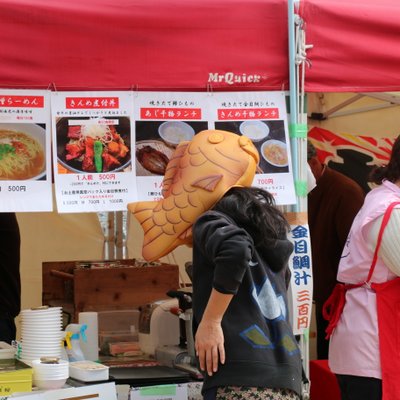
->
288, 0, 300, 213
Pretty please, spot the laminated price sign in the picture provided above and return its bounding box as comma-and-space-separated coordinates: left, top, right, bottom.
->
0, 89, 52, 212
134, 91, 211, 201
51, 92, 137, 213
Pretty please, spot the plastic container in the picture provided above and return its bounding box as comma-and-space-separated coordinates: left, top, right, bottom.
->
69, 361, 109, 382
0, 342, 15, 360
65, 324, 86, 362
0, 358, 33, 396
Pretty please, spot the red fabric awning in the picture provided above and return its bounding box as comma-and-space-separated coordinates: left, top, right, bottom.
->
300, 0, 400, 92
0, 0, 289, 91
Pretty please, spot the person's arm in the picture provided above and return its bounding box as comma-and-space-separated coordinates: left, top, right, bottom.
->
195, 289, 233, 376
366, 208, 400, 276
193, 212, 253, 376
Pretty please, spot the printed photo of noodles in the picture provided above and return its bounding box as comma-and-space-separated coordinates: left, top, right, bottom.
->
0, 128, 45, 180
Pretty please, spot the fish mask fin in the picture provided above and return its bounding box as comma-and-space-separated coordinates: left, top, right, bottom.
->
191, 174, 223, 192
162, 141, 190, 197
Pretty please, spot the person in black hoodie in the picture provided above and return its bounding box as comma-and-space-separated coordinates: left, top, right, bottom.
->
192, 187, 302, 400
0, 212, 21, 344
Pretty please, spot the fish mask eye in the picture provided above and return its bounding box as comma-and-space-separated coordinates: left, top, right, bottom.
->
239, 135, 252, 147
208, 132, 224, 144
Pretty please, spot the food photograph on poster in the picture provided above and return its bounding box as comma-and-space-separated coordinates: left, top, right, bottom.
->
0, 122, 46, 181
215, 120, 288, 174
55, 116, 131, 174
135, 120, 208, 176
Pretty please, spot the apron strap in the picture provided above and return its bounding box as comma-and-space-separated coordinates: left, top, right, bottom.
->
365, 201, 400, 283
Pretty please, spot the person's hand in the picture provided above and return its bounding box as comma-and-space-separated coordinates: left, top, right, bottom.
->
195, 318, 225, 376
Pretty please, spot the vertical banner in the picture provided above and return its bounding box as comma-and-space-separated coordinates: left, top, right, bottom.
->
210, 91, 296, 205
51, 92, 137, 213
286, 212, 313, 335
134, 92, 210, 201
0, 89, 52, 212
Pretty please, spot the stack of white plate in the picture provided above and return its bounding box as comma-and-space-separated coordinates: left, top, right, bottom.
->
32, 358, 69, 390
19, 307, 63, 365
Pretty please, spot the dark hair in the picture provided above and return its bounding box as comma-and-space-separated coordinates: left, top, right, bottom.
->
212, 186, 290, 250
369, 135, 400, 185
307, 140, 318, 161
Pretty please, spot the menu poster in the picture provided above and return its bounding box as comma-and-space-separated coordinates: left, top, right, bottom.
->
0, 89, 52, 212
210, 91, 296, 206
51, 92, 137, 213
134, 92, 211, 201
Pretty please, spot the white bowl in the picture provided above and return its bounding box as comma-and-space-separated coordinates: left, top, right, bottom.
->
21, 345, 61, 351
260, 140, 289, 167
21, 307, 62, 314
33, 378, 67, 390
158, 121, 195, 146
0, 123, 47, 180
239, 120, 269, 142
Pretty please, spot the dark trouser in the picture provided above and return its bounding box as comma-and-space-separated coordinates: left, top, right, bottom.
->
0, 315, 16, 344
336, 374, 382, 400
315, 302, 329, 359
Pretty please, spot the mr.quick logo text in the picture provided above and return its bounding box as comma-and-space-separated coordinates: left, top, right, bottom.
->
208, 72, 263, 85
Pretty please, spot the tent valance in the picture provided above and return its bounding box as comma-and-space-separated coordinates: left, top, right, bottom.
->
0, 0, 289, 91
300, 0, 400, 92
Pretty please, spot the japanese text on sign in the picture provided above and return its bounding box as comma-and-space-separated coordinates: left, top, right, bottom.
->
66, 97, 120, 109
217, 108, 279, 120
140, 108, 202, 120
290, 225, 312, 331
0, 95, 44, 108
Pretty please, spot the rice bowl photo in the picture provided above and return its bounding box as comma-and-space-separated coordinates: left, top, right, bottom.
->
56, 116, 131, 174
0, 123, 46, 180
239, 120, 270, 142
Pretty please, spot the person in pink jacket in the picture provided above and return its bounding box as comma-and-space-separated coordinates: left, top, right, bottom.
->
329, 135, 400, 400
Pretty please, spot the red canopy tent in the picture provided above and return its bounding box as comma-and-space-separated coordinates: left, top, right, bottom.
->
0, 0, 289, 91
1, 0, 400, 92
300, 0, 400, 92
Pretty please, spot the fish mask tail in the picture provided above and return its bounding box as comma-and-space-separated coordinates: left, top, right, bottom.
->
127, 201, 157, 225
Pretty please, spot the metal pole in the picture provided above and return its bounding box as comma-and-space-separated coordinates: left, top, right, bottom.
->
288, 0, 300, 212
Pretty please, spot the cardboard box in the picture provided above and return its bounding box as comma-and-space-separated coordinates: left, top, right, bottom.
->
0, 359, 32, 398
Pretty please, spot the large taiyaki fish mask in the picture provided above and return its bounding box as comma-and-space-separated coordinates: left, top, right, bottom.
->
128, 129, 260, 262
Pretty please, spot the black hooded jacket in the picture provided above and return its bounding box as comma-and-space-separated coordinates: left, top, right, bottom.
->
192, 210, 301, 395
0, 213, 21, 318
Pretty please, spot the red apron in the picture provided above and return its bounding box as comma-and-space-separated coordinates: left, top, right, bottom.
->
372, 277, 400, 399
323, 201, 400, 399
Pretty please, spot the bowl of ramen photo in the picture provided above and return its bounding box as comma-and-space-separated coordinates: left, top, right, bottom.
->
158, 121, 195, 147
56, 116, 131, 174
0, 123, 46, 181
239, 120, 270, 142
261, 139, 289, 167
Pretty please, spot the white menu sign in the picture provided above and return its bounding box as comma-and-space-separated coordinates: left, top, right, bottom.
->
210, 91, 296, 205
0, 89, 52, 212
134, 91, 211, 201
51, 92, 137, 213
